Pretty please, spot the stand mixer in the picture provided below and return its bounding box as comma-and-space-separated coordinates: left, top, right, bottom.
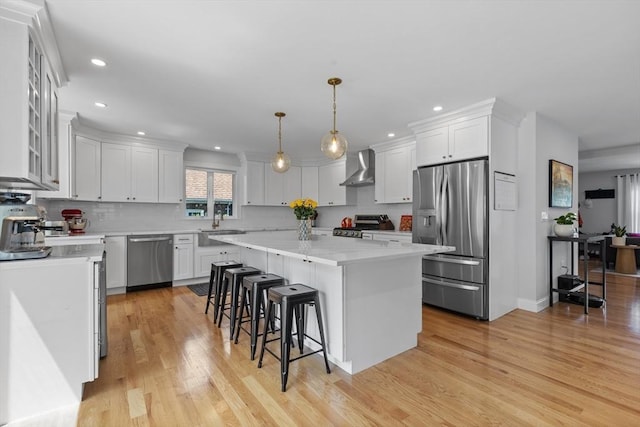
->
61, 209, 89, 234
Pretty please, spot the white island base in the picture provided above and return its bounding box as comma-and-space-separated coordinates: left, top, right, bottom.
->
213, 232, 453, 374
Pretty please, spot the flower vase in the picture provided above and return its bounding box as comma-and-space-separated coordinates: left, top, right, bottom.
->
297, 218, 312, 241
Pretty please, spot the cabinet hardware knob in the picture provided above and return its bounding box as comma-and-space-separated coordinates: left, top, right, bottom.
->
52, 179, 59, 184
98, 196, 101, 199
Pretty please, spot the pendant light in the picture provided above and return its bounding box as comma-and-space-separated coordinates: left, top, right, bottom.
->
321, 77, 348, 160
271, 112, 291, 173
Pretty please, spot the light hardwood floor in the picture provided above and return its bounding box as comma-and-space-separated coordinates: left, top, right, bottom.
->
77, 267, 640, 426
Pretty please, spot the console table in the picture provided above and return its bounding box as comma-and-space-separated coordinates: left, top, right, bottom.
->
548, 235, 607, 314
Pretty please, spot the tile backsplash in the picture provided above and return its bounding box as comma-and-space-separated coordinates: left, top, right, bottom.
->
40, 185, 412, 233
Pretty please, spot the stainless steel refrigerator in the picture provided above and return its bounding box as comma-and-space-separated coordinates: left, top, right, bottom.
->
412, 158, 488, 319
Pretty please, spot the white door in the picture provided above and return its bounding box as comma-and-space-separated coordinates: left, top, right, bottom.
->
73, 136, 101, 201
448, 116, 488, 161
101, 143, 131, 202
159, 150, 184, 203
415, 126, 448, 166
131, 146, 158, 202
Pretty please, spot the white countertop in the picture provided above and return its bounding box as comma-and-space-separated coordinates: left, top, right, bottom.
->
210, 230, 454, 266
0, 243, 104, 270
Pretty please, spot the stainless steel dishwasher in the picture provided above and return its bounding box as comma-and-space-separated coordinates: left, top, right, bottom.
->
127, 234, 173, 291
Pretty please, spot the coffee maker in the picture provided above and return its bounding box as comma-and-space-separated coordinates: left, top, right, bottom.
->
0, 192, 51, 261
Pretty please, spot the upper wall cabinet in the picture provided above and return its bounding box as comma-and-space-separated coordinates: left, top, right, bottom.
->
264, 166, 302, 206
409, 98, 524, 169
243, 161, 265, 205
158, 149, 184, 203
0, 16, 64, 190
301, 166, 319, 201
62, 131, 186, 203
72, 135, 102, 201
413, 117, 488, 167
101, 143, 158, 202
372, 139, 416, 204
317, 160, 356, 206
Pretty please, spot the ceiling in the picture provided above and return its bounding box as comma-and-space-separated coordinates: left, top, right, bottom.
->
45, 0, 640, 171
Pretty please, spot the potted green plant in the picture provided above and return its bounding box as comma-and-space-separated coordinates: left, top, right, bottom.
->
553, 212, 577, 237
611, 223, 627, 245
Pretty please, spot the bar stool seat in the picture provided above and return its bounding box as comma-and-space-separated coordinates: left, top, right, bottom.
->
206, 260, 243, 317
218, 266, 261, 338
234, 274, 285, 360
205, 260, 242, 321
257, 283, 331, 392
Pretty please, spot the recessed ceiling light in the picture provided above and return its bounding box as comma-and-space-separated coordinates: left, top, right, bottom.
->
91, 58, 107, 67
94, 102, 107, 108
433, 105, 443, 112
137, 131, 145, 136
387, 133, 395, 138
214, 146, 221, 150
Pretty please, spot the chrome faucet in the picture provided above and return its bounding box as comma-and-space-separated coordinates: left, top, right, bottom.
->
212, 210, 224, 229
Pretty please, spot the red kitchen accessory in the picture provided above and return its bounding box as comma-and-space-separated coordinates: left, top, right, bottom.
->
341, 217, 353, 228
61, 209, 83, 220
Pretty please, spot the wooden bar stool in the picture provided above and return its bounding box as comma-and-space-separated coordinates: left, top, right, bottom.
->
205, 260, 242, 320
234, 274, 285, 360
257, 284, 331, 392
218, 266, 261, 338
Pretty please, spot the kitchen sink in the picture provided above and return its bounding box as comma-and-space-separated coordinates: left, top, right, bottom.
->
197, 229, 245, 246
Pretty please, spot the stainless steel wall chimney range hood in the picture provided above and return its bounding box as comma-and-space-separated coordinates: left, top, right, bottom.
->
340, 149, 375, 186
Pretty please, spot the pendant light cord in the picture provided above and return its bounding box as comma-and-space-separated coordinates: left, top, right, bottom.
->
332, 83, 337, 133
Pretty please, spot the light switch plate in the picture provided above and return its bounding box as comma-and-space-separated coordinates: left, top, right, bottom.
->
541, 211, 548, 221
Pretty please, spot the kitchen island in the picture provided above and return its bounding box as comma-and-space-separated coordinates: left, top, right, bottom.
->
211, 231, 454, 374
0, 244, 103, 425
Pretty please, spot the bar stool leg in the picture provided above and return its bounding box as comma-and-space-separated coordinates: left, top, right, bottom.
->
216, 276, 229, 327
314, 295, 331, 374
281, 299, 294, 392
229, 276, 242, 339
257, 300, 274, 369
233, 287, 249, 344
205, 265, 216, 314
249, 284, 262, 360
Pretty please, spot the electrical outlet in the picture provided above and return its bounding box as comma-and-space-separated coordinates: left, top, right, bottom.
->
541, 211, 548, 221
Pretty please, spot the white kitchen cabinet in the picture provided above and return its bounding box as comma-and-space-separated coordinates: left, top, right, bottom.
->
414, 117, 488, 167
0, 23, 48, 190
72, 135, 102, 201
105, 236, 126, 293
159, 149, 184, 203
41, 61, 60, 190
194, 245, 240, 278
318, 160, 354, 206
374, 142, 415, 204
301, 166, 319, 201
173, 234, 194, 280
101, 143, 158, 202
264, 165, 301, 206
244, 160, 265, 205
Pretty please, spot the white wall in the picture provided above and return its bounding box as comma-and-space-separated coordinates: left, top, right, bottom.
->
579, 168, 639, 234
517, 112, 579, 312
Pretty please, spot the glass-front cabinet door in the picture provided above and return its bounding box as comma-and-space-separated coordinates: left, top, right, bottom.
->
41, 59, 59, 190
28, 34, 42, 183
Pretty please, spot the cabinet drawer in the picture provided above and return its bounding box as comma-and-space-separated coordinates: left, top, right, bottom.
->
174, 234, 194, 244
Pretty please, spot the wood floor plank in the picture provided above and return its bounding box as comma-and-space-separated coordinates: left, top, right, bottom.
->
75, 262, 640, 426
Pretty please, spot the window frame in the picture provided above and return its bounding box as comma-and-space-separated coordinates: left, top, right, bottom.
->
183, 163, 238, 220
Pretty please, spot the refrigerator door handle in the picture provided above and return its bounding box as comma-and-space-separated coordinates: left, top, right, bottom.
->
440, 173, 448, 245
423, 255, 480, 266
422, 276, 480, 291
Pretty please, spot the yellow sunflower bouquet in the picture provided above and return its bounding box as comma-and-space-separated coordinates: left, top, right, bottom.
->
289, 198, 318, 220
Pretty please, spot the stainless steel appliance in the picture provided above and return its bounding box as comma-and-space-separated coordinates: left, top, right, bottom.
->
0, 192, 51, 261
127, 234, 173, 291
332, 214, 393, 238
412, 158, 488, 319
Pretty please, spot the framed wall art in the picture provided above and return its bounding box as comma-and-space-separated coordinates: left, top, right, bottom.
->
549, 159, 573, 208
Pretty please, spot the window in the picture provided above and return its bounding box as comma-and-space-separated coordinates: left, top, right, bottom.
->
185, 167, 235, 218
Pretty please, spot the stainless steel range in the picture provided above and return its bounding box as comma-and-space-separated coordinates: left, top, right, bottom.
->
332, 214, 394, 238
